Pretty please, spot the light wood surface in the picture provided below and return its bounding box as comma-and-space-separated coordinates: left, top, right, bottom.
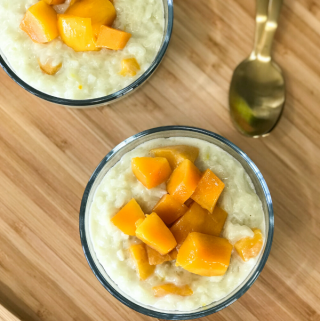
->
1, 0, 320, 320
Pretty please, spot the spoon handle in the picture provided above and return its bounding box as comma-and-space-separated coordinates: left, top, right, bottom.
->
251, 0, 270, 58
258, 0, 283, 61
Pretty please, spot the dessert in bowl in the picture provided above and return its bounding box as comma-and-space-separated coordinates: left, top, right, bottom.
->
80, 126, 273, 318
0, 0, 172, 107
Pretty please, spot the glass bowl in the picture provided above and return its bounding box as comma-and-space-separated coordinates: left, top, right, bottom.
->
0, 0, 173, 108
79, 126, 274, 319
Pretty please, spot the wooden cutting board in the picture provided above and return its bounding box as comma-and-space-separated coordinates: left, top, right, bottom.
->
0, 0, 320, 320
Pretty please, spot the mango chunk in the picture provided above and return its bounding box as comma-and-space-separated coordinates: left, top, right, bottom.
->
111, 199, 145, 236
96, 25, 131, 50
191, 169, 225, 213
58, 15, 99, 52
38, 59, 62, 75
176, 232, 232, 276
130, 244, 155, 280
234, 228, 263, 262
20, 1, 59, 43
167, 159, 201, 204
170, 202, 228, 248
66, 0, 116, 37
136, 213, 177, 255
132, 157, 172, 189
146, 246, 177, 265
152, 284, 193, 297
119, 58, 140, 77
150, 145, 199, 169
153, 194, 188, 226
43, 0, 66, 4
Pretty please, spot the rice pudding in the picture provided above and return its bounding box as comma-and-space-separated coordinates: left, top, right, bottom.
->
90, 137, 265, 311
0, 0, 164, 99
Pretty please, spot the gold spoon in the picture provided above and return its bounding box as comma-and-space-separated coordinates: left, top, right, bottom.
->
229, 0, 285, 137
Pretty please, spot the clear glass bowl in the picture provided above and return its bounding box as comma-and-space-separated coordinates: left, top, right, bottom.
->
79, 126, 274, 319
0, 0, 173, 108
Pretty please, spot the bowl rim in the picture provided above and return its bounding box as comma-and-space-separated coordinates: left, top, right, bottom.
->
0, 0, 173, 107
79, 125, 274, 320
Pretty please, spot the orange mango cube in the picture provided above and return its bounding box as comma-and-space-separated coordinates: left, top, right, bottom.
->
43, 0, 66, 5
58, 15, 99, 52
130, 244, 155, 280
146, 246, 177, 265
20, 1, 59, 43
234, 228, 263, 262
66, 0, 116, 37
152, 284, 193, 297
170, 202, 228, 248
135, 213, 177, 255
191, 169, 225, 213
153, 194, 188, 226
167, 159, 201, 204
38, 59, 62, 75
111, 199, 145, 236
132, 157, 172, 189
119, 58, 141, 77
150, 145, 199, 169
176, 232, 233, 276
96, 25, 131, 50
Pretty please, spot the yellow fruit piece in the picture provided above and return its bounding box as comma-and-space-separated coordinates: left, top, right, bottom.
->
167, 159, 201, 204
119, 58, 140, 77
234, 228, 263, 262
96, 25, 131, 50
43, 0, 66, 5
146, 246, 177, 265
130, 244, 155, 280
150, 145, 199, 169
135, 212, 177, 255
66, 0, 116, 37
57, 15, 99, 52
38, 58, 62, 75
170, 202, 228, 248
176, 232, 232, 276
111, 199, 145, 236
191, 168, 225, 213
132, 157, 172, 189
153, 194, 188, 226
152, 284, 193, 297
20, 1, 59, 43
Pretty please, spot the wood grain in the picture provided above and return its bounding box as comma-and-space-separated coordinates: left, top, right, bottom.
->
0, 0, 320, 320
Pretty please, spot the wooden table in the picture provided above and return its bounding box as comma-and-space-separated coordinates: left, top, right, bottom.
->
1, 0, 320, 320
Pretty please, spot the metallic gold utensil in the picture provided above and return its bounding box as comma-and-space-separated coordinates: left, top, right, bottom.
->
229, 0, 285, 137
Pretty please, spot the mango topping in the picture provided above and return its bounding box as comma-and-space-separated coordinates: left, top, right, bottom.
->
96, 25, 131, 50
111, 198, 145, 236
152, 283, 193, 297
38, 58, 62, 75
135, 213, 177, 255
43, 0, 66, 5
130, 244, 155, 280
132, 157, 172, 189
146, 246, 176, 265
119, 58, 140, 77
234, 228, 263, 262
176, 232, 233, 276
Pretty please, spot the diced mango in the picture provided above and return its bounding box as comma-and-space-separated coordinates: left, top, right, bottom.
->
184, 198, 194, 207
38, 58, 62, 75
176, 232, 232, 276
119, 58, 140, 77
170, 202, 228, 248
70, 0, 79, 5
66, 0, 116, 37
191, 169, 225, 213
111, 199, 145, 236
43, 0, 66, 5
170, 248, 178, 260
96, 25, 131, 50
234, 228, 263, 262
135, 218, 144, 228
150, 145, 199, 169
153, 194, 188, 226
146, 246, 176, 265
58, 15, 99, 52
167, 159, 201, 204
152, 284, 193, 297
132, 157, 172, 189
130, 244, 155, 280
136, 213, 177, 255
20, 1, 59, 43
